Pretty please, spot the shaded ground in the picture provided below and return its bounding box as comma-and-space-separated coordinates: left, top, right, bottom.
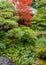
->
36, 58, 46, 65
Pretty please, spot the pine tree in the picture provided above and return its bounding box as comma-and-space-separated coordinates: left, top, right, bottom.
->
0, 0, 20, 31
32, 0, 46, 31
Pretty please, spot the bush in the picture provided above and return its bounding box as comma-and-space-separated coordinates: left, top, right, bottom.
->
0, 1, 20, 31
35, 38, 46, 59
0, 43, 6, 50
0, 31, 6, 39
6, 27, 37, 45
2, 43, 35, 65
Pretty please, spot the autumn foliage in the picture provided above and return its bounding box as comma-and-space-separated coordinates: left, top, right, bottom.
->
8, 0, 34, 26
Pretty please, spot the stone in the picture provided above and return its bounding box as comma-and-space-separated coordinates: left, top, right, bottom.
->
0, 57, 15, 65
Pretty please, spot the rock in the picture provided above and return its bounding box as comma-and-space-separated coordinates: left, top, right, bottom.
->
35, 60, 40, 65
0, 57, 15, 65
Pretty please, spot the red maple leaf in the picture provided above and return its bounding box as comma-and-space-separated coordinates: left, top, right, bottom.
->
8, 0, 34, 26
17, 4, 25, 9
19, 0, 33, 5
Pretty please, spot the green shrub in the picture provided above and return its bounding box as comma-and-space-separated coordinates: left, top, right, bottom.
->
10, 16, 20, 21
0, 1, 16, 12
0, 43, 6, 50
6, 27, 37, 45
21, 26, 37, 45
3, 43, 35, 65
35, 38, 46, 58
0, 11, 13, 19
0, 17, 5, 24
32, 3, 46, 31
6, 28, 24, 40
0, 31, 6, 39
36, 38, 46, 48
5, 19, 18, 27
0, 1, 20, 31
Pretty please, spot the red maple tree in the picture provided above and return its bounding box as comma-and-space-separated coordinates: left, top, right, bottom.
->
8, 0, 34, 26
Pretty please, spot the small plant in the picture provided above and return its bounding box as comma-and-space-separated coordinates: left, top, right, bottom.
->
0, 31, 6, 39
0, 43, 6, 50
35, 38, 46, 59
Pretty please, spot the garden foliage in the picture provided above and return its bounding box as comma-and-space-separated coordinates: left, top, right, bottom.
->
0, 0, 46, 65
32, 0, 46, 31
